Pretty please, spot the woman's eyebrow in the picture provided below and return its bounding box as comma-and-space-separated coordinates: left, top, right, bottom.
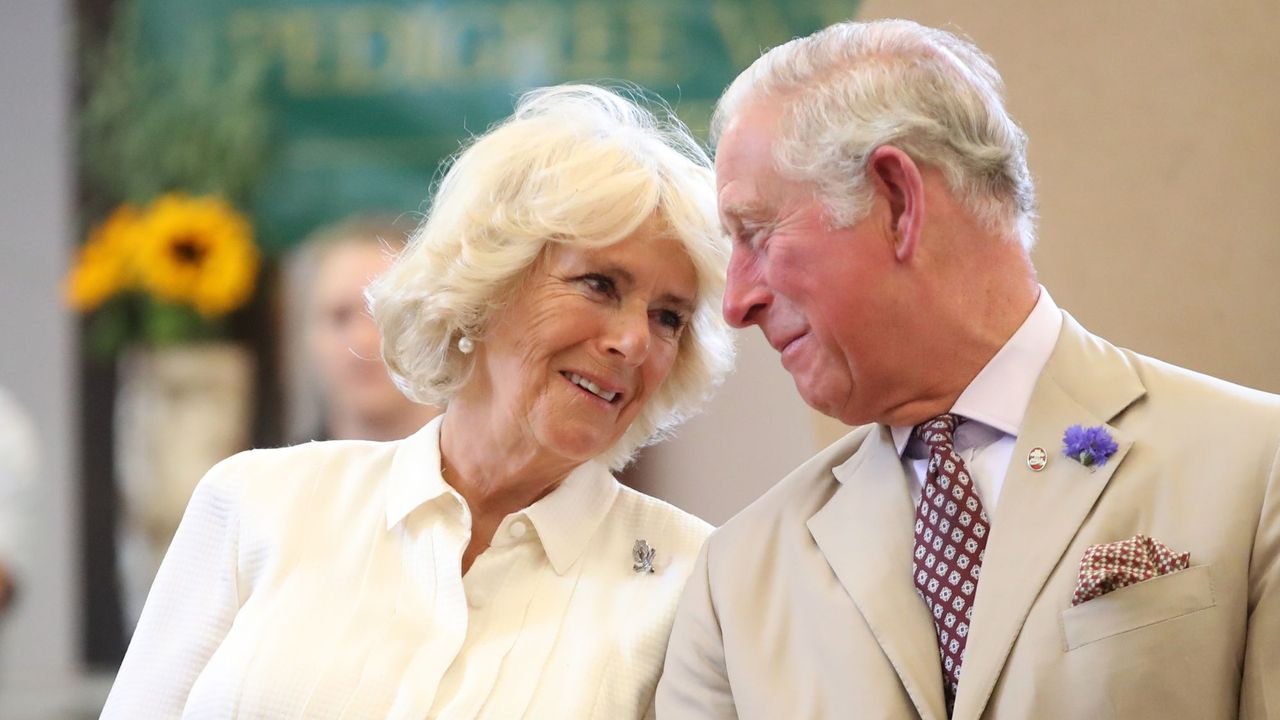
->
658, 293, 696, 314
594, 264, 695, 312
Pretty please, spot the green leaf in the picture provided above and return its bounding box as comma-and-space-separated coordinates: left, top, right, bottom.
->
140, 299, 223, 346
86, 298, 133, 359
78, 0, 275, 209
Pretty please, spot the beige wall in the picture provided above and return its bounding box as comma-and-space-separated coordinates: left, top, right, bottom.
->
0, 0, 82, 715
646, 2, 1280, 507
630, 332, 817, 525
810, 0, 1280, 446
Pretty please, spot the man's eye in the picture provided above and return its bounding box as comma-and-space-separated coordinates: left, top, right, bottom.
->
737, 226, 766, 250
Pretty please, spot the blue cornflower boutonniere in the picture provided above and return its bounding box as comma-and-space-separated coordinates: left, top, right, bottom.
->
1062, 424, 1119, 469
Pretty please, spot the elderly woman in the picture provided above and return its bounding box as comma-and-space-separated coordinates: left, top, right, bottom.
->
102, 85, 734, 719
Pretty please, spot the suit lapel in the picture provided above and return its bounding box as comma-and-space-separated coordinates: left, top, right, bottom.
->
808, 425, 948, 720
953, 313, 1146, 719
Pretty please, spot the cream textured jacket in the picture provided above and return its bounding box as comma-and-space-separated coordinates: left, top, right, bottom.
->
103, 416, 711, 719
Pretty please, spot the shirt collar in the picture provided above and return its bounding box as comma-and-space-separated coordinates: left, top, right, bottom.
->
520, 460, 619, 575
384, 413, 620, 575
891, 286, 1062, 455
385, 413, 452, 530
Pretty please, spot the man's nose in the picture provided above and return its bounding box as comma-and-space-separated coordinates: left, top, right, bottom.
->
722, 247, 770, 328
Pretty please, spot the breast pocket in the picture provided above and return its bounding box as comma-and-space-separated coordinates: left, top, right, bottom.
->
1060, 563, 1215, 651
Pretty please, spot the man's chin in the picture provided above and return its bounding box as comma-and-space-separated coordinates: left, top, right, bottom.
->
794, 379, 869, 427
795, 382, 842, 421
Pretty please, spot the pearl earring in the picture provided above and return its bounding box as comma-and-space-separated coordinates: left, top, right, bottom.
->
457, 336, 475, 354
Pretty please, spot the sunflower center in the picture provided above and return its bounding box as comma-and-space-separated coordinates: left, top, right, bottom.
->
170, 235, 207, 266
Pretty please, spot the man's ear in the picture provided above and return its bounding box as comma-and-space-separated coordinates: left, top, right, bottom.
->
867, 146, 925, 262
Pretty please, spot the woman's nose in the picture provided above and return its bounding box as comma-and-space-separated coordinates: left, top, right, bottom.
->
603, 306, 651, 366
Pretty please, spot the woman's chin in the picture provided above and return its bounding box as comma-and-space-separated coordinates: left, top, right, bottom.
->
537, 424, 619, 465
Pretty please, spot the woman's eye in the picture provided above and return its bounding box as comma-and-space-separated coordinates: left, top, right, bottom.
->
326, 306, 356, 328
580, 273, 617, 297
654, 309, 687, 334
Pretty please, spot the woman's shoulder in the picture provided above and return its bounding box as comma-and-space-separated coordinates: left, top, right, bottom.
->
211, 438, 394, 480
193, 439, 401, 515
235, 437, 396, 468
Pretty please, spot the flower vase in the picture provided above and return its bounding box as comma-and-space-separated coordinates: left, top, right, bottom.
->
114, 342, 254, 629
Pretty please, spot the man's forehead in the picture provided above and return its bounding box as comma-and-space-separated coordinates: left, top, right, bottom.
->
715, 106, 776, 165
716, 111, 778, 210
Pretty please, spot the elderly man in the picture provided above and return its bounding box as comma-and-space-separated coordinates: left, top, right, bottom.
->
657, 18, 1279, 720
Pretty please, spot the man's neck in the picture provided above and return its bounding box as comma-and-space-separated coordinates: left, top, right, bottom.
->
878, 250, 1040, 428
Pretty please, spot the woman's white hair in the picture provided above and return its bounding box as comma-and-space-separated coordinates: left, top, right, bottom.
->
712, 18, 1038, 249
368, 84, 735, 469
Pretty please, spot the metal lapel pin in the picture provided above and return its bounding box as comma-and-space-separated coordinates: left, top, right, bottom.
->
632, 539, 656, 573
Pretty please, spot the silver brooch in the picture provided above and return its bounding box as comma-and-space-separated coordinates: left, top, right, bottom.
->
632, 539, 656, 573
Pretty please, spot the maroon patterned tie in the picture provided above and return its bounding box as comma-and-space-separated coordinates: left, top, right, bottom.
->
911, 414, 990, 711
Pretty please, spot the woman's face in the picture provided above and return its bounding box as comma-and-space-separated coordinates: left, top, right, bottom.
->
307, 240, 409, 422
470, 218, 698, 466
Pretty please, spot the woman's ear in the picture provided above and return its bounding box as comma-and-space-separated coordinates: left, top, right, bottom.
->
866, 145, 925, 263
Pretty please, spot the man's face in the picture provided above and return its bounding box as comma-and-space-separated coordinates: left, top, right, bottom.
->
717, 103, 913, 426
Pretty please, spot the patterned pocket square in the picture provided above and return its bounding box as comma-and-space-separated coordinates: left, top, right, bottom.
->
1072, 534, 1190, 606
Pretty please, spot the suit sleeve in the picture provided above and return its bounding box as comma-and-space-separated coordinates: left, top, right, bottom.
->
655, 534, 738, 719
1241, 438, 1280, 719
100, 453, 246, 718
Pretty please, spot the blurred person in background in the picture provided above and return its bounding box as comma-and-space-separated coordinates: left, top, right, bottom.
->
0, 386, 35, 616
281, 215, 442, 444
102, 84, 734, 719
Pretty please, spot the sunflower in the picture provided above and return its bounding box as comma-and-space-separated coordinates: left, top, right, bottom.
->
134, 193, 260, 317
65, 204, 142, 311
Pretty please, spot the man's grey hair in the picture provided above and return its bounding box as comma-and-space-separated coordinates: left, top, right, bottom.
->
712, 19, 1037, 249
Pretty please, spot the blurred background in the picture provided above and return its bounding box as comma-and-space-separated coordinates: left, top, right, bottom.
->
1, 0, 1276, 716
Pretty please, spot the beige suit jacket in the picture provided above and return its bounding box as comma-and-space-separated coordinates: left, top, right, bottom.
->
657, 313, 1280, 719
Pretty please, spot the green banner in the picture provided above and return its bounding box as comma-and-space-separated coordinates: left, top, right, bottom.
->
135, 0, 861, 253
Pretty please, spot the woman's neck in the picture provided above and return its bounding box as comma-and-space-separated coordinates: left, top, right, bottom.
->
439, 398, 581, 574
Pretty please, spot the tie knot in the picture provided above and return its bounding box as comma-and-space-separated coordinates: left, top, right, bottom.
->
914, 414, 962, 449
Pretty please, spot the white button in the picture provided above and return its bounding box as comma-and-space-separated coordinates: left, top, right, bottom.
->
510, 520, 528, 539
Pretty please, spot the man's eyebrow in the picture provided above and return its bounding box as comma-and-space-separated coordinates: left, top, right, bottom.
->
719, 201, 769, 238
720, 200, 767, 223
